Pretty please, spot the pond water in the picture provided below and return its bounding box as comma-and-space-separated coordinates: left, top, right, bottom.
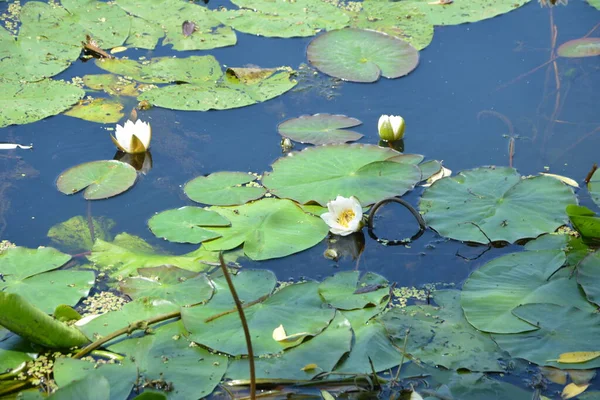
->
1, 0, 600, 398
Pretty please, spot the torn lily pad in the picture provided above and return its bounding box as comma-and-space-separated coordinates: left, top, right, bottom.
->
148, 206, 231, 244
278, 114, 363, 145
307, 28, 419, 83
184, 172, 267, 206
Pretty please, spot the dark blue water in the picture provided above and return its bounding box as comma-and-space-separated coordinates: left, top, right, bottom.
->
1, 0, 599, 290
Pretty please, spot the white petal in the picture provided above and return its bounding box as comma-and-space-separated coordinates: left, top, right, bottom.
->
330, 226, 354, 236
349, 196, 363, 219
378, 115, 389, 131
133, 120, 151, 149
389, 116, 404, 134
114, 122, 133, 153
320, 212, 337, 226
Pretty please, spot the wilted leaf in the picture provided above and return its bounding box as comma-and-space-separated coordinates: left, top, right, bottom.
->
557, 352, 600, 364
562, 382, 590, 399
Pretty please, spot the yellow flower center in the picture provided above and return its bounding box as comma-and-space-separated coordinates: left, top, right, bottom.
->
337, 209, 355, 228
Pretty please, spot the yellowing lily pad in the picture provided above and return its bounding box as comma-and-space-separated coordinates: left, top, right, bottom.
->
64, 98, 124, 124
278, 114, 363, 145
83, 74, 142, 97
557, 352, 600, 364
184, 172, 267, 206
557, 38, 600, 58
307, 28, 419, 83
56, 160, 137, 200
148, 206, 231, 244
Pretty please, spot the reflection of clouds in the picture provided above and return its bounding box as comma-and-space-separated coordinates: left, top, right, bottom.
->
114, 151, 153, 175
324, 232, 365, 262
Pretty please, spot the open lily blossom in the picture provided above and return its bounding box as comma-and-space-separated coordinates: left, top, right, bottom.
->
111, 119, 152, 154
378, 115, 405, 142
321, 195, 364, 236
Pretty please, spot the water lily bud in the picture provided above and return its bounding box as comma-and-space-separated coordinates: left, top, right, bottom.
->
378, 115, 405, 141
110, 119, 152, 154
320, 195, 364, 236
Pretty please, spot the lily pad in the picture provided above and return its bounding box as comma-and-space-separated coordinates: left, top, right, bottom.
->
83, 74, 143, 97
88, 233, 223, 278
277, 114, 363, 145
226, 312, 352, 380
588, 168, 600, 208
588, 0, 600, 10
307, 28, 419, 83
213, 0, 349, 38
0, 79, 85, 128
492, 304, 600, 370
557, 38, 600, 58
0, 334, 34, 372
184, 172, 267, 206
262, 144, 422, 206
0, 247, 94, 313
415, 0, 531, 26
47, 215, 115, 253
381, 290, 505, 372
461, 249, 596, 334
183, 281, 334, 356
419, 167, 577, 243
578, 250, 600, 307
524, 233, 590, 267
148, 206, 230, 244
119, 266, 214, 306
566, 205, 600, 243
57, 160, 137, 200
201, 198, 329, 261
318, 271, 389, 310
49, 374, 110, 400
64, 98, 124, 124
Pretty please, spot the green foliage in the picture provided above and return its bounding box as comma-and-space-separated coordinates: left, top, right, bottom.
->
578, 249, 600, 307
307, 28, 419, 82
0, 334, 34, 372
277, 114, 363, 145
49, 374, 110, 400
148, 206, 230, 244
566, 204, 600, 243
420, 167, 577, 243
318, 271, 389, 310
57, 160, 138, 200
557, 38, 600, 58
64, 98, 124, 124
47, 215, 115, 253
184, 172, 267, 206
588, 168, 600, 208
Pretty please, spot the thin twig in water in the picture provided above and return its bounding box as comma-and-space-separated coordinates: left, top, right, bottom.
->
584, 163, 598, 184
455, 222, 493, 261
393, 328, 410, 383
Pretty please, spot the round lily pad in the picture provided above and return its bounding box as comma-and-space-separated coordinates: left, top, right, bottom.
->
415, 0, 530, 26
307, 28, 419, 83
419, 167, 577, 243
557, 38, 600, 58
262, 144, 422, 206
278, 114, 363, 145
461, 249, 596, 334
57, 160, 137, 200
184, 172, 267, 206
148, 206, 230, 244
318, 271, 389, 310
578, 249, 600, 307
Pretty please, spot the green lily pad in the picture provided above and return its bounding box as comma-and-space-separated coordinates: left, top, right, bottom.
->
213, 0, 349, 38
184, 281, 334, 356
588, 0, 600, 10
381, 290, 505, 372
0, 79, 85, 128
0, 247, 94, 313
578, 249, 600, 307
57, 160, 137, 200
88, 233, 222, 278
557, 38, 600, 58
318, 271, 389, 310
201, 198, 329, 261
47, 215, 115, 253
0, 292, 89, 349
307, 28, 419, 82
117, 0, 236, 51
64, 98, 124, 124
83, 74, 143, 97
588, 168, 600, 208
49, 374, 110, 400
226, 311, 352, 380
119, 266, 214, 306
419, 167, 577, 243
54, 358, 137, 400
492, 304, 600, 370
461, 249, 596, 334
566, 204, 600, 243
262, 144, 422, 206
277, 114, 363, 145
148, 206, 230, 244
351, 0, 434, 51
0, 334, 34, 372
524, 233, 591, 267
184, 172, 267, 206
415, 0, 531, 26
109, 321, 228, 400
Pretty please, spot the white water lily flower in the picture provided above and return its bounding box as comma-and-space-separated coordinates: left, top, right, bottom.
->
320, 196, 363, 236
378, 115, 405, 141
111, 119, 152, 154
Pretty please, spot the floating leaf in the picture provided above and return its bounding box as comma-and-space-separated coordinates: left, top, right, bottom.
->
318, 271, 389, 310
0, 292, 89, 349
0, 79, 84, 128
382, 290, 505, 372
420, 167, 576, 243
83, 74, 142, 97
213, 0, 349, 38
493, 304, 600, 370
557, 352, 600, 364
525, 233, 590, 267
578, 249, 600, 307
566, 205, 600, 243
119, 266, 214, 306
461, 249, 596, 334
588, 169, 600, 208
540, 173, 579, 188
278, 114, 363, 145
557, 38, 600, 58
414, 0, 531, 26
272, 324, 310, 343
148, 206, 230, 244
588, 0, 600, 10
49, 374, 110, 400
184, 172, 267, 206
562, 383, 590, 399
262, 144, 422, 206
64, 98, 124, 124
184, 280, 334, 356
201, 198, 329, 260
0, 334, 34, 372
307, 28, 419, 82
57, 160, 137, 200
47, 215, 115, 253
